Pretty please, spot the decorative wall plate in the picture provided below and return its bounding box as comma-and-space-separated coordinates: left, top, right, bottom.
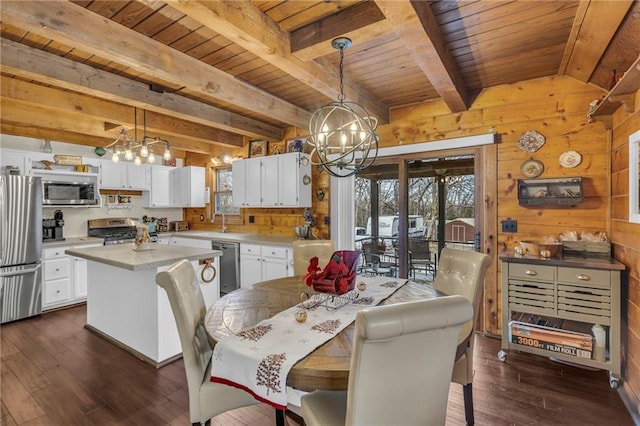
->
559, 151, 582, 168
517, 130, 546, 153
520, 158, 544, 178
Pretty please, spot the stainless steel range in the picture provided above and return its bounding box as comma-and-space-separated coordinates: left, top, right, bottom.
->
88, 217, 142, 245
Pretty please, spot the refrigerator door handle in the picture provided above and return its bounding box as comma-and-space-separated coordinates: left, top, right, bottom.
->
0, 263, 41, 278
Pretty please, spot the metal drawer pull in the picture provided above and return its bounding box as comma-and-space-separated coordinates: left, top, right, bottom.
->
525, 270, 537, 276
576, 274, 591, 281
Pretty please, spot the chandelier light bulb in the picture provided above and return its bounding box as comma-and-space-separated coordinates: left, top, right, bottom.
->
147, 148, 155, 164
112, 151, 120, 163
140, 143, 149, 158
163, 148, 171, 161
134, 155, 142, 166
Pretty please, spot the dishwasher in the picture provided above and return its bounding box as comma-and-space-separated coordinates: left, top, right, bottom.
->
211, 241, 240, 296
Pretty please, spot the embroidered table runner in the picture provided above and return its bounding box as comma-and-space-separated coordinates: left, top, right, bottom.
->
210, 275, 407, 409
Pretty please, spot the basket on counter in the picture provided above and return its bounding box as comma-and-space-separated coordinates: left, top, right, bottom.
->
562, 241, 611, 257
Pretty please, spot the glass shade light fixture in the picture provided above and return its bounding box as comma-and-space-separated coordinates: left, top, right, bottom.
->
103, 108, 171, 165
306, 37, 378, 178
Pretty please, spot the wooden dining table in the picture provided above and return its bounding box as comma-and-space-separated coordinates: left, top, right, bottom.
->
203, 275, 438, 393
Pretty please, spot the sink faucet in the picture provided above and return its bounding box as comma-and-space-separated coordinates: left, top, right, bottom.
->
212, 211, 228, 233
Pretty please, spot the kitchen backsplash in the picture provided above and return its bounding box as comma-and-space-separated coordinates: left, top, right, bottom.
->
43, 196, 183, 238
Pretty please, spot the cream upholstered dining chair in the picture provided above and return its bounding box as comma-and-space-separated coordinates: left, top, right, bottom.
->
433, 247, 491, 426
301, 295, 473, 426
156, 260, 259, 426
292, 239, 335, 276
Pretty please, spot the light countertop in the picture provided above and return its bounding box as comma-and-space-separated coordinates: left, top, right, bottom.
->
43, 236, 104, 248
65, 244, 221, 271
169, 230, 297, 246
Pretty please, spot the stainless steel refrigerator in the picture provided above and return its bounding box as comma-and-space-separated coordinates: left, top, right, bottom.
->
1, 175, 43, 323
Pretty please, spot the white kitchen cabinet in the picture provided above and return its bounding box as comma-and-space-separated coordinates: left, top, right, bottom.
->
100, 161, 150, 190
43, 247, 71, 310
232, 153, 311, 208
240, 243, 290, 288
171, 166, 206, 207
142, 165, 173, 207
232, 158, 261, 207
1, 149, 31, 175
171, 236, 211, 249
70, 242, 103, 299
43, 242, 103, 310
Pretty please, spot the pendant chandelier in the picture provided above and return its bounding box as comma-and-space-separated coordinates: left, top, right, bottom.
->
104, 108, 171, 165
306, 37, 378, 178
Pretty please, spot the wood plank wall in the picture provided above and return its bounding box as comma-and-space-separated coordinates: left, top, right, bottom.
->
380, 75, 610, 336
610, 93, 640, 409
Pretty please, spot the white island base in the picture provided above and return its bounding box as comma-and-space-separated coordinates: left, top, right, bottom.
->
66, 244, 221, 367
85, 261, 185, 367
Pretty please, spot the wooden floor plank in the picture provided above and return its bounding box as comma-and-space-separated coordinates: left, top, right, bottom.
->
0, 304, 634, 425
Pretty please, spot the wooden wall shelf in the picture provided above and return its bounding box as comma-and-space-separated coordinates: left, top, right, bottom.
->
589, 55, 640, 126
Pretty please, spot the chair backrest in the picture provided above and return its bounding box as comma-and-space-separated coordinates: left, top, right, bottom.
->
293, 239, 335, 276
361, 241, 382, 265
433, 248, 491, 337
156, 259, 212, 421
408, 239, 431, 260
346, 295, 473, 425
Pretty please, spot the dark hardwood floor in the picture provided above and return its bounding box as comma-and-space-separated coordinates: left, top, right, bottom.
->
1, 304, 634, 425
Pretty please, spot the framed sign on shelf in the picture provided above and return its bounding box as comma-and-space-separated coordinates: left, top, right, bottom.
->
248, 140, 267, 158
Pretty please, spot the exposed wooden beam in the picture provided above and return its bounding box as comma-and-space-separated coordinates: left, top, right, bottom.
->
375, 0, 469, 112
0, 75, 243, 148
1, 1, 309, 128
167, 0, 389, 123
290, 2, 391, 62
1, 39, 280, 142
562, 0, 633, 82
0, 98, 213, 154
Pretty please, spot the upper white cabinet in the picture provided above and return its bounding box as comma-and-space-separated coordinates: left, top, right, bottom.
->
1, 149, 32, 175
171, 166, 206, 208
141, 165, 205, 208
232, 152, 311, 208
100, 161, 150, 190
142, 165, 173, 208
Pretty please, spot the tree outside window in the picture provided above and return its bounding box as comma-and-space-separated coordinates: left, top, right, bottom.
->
214, 167, 240, 215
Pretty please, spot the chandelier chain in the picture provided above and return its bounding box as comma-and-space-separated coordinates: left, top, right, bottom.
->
338, 47, 345, 103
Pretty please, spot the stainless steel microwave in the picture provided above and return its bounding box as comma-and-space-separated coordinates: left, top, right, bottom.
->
42, 179, 99, 206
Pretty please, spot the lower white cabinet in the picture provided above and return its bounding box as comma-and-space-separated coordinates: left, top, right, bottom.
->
169, 236, 219, 306
240, 243, 292, 288
44, 242, 102, 310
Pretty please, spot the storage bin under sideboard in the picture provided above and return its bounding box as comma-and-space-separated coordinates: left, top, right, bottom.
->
499, 253, 625, 388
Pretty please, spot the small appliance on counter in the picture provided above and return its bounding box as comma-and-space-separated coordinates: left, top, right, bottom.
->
43, 209, 65, 242
169, 220, 189, 232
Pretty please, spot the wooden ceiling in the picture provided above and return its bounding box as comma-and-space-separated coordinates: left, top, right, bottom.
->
1, 1, 639, 156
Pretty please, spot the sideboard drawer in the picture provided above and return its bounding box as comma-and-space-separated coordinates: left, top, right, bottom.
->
557, 267, 611, 288
508, 263, 554, 281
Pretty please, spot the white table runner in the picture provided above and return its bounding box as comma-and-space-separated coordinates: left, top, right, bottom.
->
210, 275, 407, 409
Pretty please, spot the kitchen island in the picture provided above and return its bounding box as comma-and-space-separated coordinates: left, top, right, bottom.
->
65, 244, 222, 367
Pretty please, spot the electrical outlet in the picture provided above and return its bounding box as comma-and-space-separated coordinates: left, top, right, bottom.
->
249, 215, 255, 224
324, 216, 330, 225
501, 219, 517, 233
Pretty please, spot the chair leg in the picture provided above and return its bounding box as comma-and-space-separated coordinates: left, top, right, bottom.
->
463, 383, 474, 425
275, 408, 286, 426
